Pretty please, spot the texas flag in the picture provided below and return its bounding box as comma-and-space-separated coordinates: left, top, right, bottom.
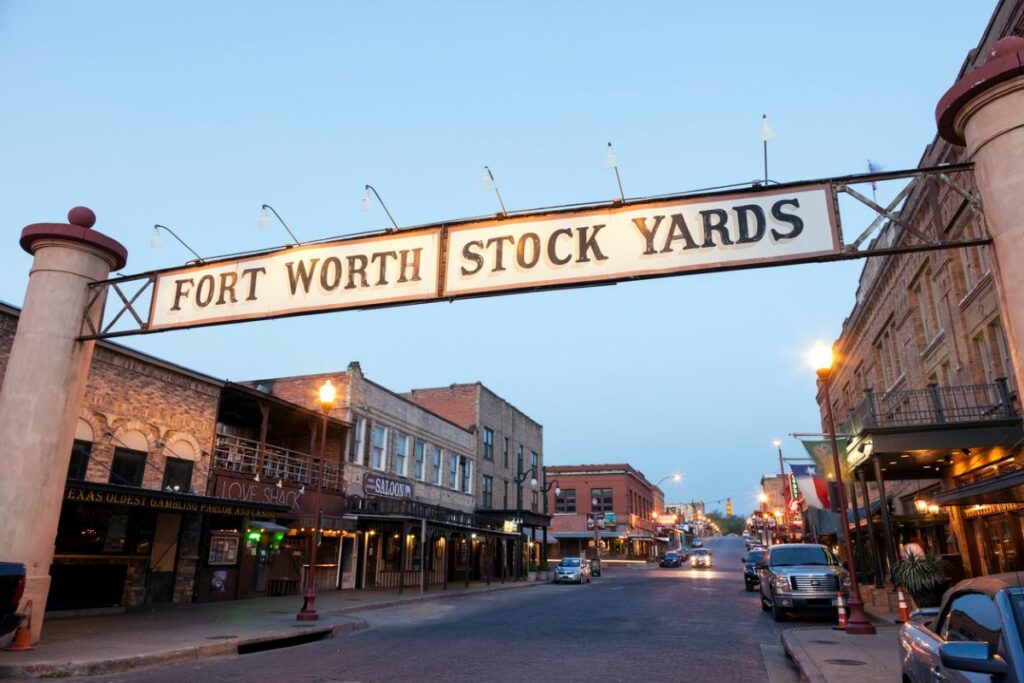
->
791, 463, 831, 509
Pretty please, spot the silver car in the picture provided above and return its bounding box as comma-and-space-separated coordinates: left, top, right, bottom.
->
554, 557, 592, 584
757, 543, 850, 622
900, 573, 1024, 682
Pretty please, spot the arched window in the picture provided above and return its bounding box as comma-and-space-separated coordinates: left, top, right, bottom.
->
68, 418, 94, 481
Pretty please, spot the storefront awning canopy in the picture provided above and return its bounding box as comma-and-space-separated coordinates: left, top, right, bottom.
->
553, 531, 653, 540
249, 520, 290, 533
933, 468, 1024, 506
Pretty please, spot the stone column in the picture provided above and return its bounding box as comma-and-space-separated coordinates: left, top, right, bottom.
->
0, 207, 126, 641
937, 37, 1024, 387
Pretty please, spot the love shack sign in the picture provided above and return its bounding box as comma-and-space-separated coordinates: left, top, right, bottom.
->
146, 183, 840, 332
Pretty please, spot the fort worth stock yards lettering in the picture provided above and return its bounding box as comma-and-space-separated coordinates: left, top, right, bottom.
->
148, 184, 839, 331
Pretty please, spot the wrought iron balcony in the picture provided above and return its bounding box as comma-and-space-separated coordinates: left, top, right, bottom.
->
212, 433, 343, 491
843, 379, 1017, 435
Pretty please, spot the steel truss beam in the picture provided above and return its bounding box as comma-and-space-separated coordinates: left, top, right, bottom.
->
81, 163, 988, 341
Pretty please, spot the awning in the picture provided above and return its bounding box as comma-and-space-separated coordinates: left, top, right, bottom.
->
655, 536, 671, 542
552, 531, 653, 540
249, 520, 290, 533
525, 528, 556, 543
933, 468, 1024, 506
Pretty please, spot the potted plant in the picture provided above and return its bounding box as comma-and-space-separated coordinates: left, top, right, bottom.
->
538, 560, 550, 581
527, 560, 538, 581
893, 553, 949, 608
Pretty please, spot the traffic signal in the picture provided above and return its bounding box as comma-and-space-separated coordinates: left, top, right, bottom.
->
726, 498, 734, 516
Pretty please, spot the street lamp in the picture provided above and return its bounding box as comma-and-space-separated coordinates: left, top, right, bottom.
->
512, 463, 538, 581
539, 467, 561, 568
654, 472, 683, 488
810, 341, 876, 635
297, 379, 337, 621
758, 492, 769, 546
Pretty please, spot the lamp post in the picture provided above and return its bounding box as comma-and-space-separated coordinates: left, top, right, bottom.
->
539, 467, 560, 568
810, 341, 876, 635
513, 462, 537, 581
758, 492, 769, 546
297, 379, 337, 621
773, 439, 791, 542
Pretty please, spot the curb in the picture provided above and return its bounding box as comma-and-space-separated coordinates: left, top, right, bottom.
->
780, 630, 827, 683
327, 577, 549, 616
0, 619, 369, 679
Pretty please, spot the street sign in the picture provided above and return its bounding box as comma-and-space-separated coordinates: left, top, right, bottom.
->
101, 182, 841, 336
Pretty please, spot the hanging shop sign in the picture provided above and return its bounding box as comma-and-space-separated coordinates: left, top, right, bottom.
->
137, 183, 840, 333
363, 473, 414, 500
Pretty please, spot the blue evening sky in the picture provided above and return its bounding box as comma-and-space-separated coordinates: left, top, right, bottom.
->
0, 2, 992, 515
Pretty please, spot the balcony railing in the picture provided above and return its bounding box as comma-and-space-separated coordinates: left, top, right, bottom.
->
843, 379, 1016, 434
213, 434, 343, 491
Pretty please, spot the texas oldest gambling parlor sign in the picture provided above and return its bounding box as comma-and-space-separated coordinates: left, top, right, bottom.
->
146, 184, 839, 331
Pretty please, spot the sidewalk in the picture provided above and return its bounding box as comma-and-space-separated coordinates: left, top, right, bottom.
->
781, 626, 903, 683
0, 578, 545, 679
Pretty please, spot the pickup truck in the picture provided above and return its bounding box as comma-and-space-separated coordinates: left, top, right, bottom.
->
900, 573, 1024, 682
757, 543, 850, 622
0, 562, 26, 638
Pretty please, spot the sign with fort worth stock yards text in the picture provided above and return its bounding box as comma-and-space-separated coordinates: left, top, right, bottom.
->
146, 183, 840, 332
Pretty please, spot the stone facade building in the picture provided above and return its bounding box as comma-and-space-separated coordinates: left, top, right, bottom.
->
812, 1, 1024, 585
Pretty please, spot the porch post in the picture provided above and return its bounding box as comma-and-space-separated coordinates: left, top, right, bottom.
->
872, 456, 899, 584
0, 207, 126, 642
420, 519, 427, 594
442, 531, 450, 590
858, 468, 885, 588
398, 521, 409, 594
848, 482, 865, 571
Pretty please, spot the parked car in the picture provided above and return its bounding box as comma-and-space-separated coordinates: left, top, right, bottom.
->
692, 537, 704, 548
743, 549, 766, 591
690, 548, 713, 569
757, 543, 850, 622
554, 557, 592, 584
677, 547, 690, 561
900, 573, 1024, 682
660, 552, 683, 568
0, 562, 26, 639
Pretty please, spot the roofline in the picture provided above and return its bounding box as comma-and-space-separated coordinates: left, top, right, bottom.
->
0, 300, 224, 388
405, 382, 544, 429
246, 368, 475, 436
223, 381, 352, 429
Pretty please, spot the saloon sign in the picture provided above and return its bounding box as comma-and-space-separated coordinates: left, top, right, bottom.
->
363, 473, 413, 501
143, 183, 839, 332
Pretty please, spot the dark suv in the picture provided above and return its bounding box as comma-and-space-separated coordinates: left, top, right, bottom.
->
743, 549, 765, 591
757, 544, 850, 621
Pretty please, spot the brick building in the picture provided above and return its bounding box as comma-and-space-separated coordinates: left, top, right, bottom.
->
813, 1, 1024, 584
249, 363, 519, 588
544, 464, 665, 562
403, 382, 549, 573
0, 302, 289, 611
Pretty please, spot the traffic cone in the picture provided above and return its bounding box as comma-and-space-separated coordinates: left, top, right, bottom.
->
897, 586, 911, 623
835, 592, 847, 630
3, 600, 35, 652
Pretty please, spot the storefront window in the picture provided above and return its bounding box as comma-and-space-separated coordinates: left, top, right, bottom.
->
54, 502, 155, 555
161, 458, 193, 492
68, 440, 91, 480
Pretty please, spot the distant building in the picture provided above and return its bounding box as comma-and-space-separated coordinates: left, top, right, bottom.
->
545, 464, 665, 561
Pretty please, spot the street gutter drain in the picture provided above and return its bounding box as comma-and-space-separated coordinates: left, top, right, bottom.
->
206, 635, 238, 640
824, 659, 866, 666
808, 639, 839, 645
237, 629, 331, 655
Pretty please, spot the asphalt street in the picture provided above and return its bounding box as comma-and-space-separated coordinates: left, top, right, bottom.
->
90, 537, 818, 683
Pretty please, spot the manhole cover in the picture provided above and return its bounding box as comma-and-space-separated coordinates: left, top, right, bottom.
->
206, 635, 238, 640
825, 659, 866, 666
808, 639, 840, 645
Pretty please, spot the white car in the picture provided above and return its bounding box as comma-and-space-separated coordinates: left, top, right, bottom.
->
554, 557, 592, 584
690, 548, 713, 568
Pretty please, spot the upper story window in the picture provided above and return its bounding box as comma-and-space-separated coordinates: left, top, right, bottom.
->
414, 440, 426, 480
555, 488, 576, 513
110, 447, 147, 487
591, 488, 613, 512
503, 437, 510, 468
371, 425, 388, 470
461, 457, 472, 494
873, 318, 903, 390
68, 439, 91, 480
483, 428, 494, 460
431, 446, 442, 485
482, 475, 493, 509
958, 217, 991, 295
911, 268, 941, 345
973, 318, 1014, 389
531, 491, 538, 512
530, 451, 539, 472
350, 417, 366, 465
162, 457, 193, 492
393, 433, 409, 477
448, 453, 458, 489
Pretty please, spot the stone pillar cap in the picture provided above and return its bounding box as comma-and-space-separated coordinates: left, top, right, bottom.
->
20, 206, 128, 270
937, 36, 1024, 146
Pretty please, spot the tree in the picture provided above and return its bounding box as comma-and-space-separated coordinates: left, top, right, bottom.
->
705, 509, 746, 536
